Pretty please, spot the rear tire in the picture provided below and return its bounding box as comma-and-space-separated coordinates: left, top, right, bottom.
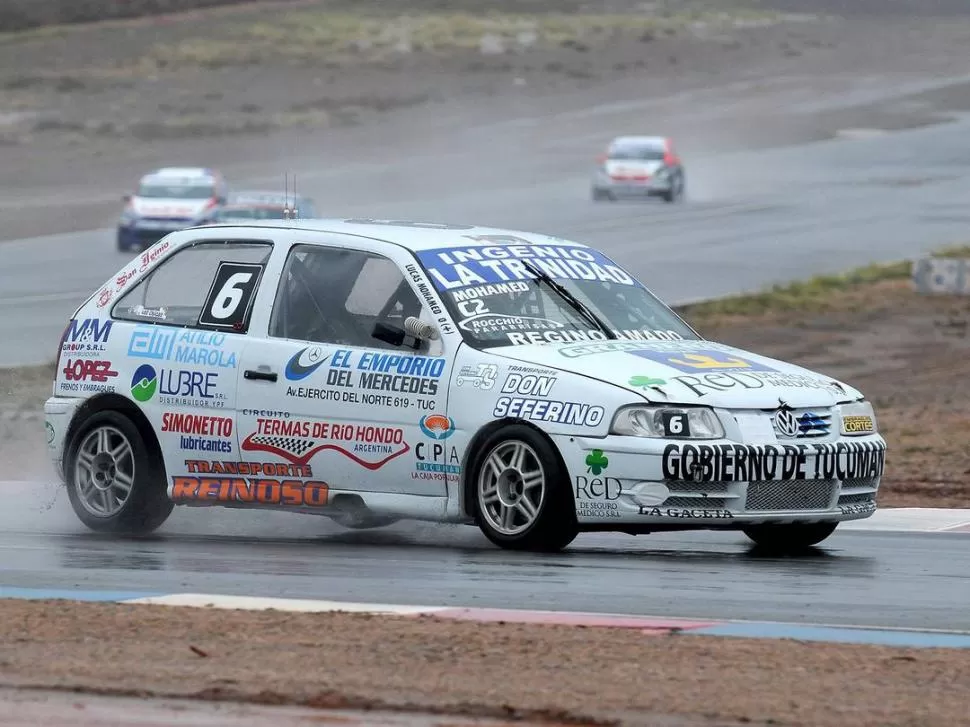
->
591, 188, 613, 202
65, 410, 173, 535
742, 522, 838, 552
471, 424, 578, 552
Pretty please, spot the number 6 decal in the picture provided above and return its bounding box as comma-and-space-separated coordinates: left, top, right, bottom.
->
199, 261, 265, 331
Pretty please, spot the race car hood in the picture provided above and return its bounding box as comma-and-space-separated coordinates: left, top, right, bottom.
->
604, 159, 664, 178
130, 196, 214, 219
489, 340, 862, 408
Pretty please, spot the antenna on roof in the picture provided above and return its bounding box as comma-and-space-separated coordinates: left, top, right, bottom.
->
292, 174, 298, 219
283, 173, 290, 220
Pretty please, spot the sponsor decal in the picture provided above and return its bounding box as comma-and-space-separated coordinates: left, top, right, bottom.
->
61, 318, 112, 358
290, 349, 446, 407
493, 397, 605, 427
414, 441, 461, 482
114, 242, 171, 292
574, 475, 620, 500
61, 359, 118, 383
584, 449, 609, 475
558, 340, 736, 359
639, 507, 734, 519
415, 244, 637, 292
45, 421, 54, 446
162, 412, 234, 454
661, 441, 886, 483
404, 263, 444, 316
419, 414, 455, 440
96, 287, 113, 308
507, 329, 685, 346
455, 364, 498, 389
171, 475, 328, 508
630, 350, 776, 373
628, 375, 666, 390
674, 371, 845, 398
500, 372, 556, 397
842, 415, 875, 435
131, 364, 158, 402
284, 346, 330, 381
839, 501, 876, 516
129, 364, 225, 408
414, 415, 459, 482
575, 455, 622, 517
240, 418, 409, 469
128, 327, 238, 369
130, 304, 167, 320
459, 313, 564, 334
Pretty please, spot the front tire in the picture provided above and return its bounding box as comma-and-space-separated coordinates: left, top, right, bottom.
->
742, 522, 838, 552
65, 410, 173, 535
471, 424, 578, 552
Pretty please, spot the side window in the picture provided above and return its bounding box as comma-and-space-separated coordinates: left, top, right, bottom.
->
269, 244, 424, 349
113, 240, 272, 331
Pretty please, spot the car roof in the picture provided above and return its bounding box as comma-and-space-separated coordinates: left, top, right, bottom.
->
190, 218, 591, 253
609, 136, 667, 147
153, 167, 216, 178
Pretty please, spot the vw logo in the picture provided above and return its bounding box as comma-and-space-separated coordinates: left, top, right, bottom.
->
773, 408, 800, 437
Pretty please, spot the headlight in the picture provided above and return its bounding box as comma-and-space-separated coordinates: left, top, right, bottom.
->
611, 405, 724, 439
840, 400, 877, 436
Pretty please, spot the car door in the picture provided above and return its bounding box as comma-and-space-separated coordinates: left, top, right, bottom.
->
234, 241, 453, 497
109, 238, 274, 494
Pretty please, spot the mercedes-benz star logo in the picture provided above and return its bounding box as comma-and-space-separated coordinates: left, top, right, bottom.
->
773, 408, 800, 437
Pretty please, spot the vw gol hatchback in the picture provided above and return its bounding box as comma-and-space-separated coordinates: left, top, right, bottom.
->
45, 219, 886, 552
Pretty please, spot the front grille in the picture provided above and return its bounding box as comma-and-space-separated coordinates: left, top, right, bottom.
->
745, 479, 837, 511
841, 477, 879, 491
772, 408, 833, 439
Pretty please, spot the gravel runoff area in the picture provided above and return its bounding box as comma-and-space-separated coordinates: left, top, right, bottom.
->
1, 599, 969, 727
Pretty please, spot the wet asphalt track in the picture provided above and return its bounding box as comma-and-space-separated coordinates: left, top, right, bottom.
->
2, 479, 970, 630
5, 66, 970, 631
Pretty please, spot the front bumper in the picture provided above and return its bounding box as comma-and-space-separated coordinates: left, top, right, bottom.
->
561, 433, 887, 529
44, 396, 84, 484
117, 222, 188, 251
592, 175, 672, 198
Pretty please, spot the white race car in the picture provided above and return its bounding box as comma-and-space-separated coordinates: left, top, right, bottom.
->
45, 219, 886, 552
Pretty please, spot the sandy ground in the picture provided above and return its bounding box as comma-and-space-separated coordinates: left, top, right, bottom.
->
1, 599, 968, 727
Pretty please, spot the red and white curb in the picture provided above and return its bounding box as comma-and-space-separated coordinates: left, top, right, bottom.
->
118, 594, 970, 648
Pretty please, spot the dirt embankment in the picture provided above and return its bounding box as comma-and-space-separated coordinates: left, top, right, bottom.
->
0, 0, 301, 32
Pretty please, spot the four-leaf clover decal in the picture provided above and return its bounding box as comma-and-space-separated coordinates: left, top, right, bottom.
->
585, 449, 609, 475
629, 376, 666, 389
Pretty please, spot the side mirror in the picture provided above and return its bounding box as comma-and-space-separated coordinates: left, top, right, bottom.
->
371, 317, 439, 350
122, 194, 131, 203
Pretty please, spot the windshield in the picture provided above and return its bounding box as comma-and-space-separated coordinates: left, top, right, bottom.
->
414, 239, 700, 349
608, 144, 664, 161
214, 206, 286, 221
137, 183, 214, 199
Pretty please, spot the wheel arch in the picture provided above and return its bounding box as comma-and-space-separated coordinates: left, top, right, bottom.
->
64, 394, 164, 476
459, 417, 573, 519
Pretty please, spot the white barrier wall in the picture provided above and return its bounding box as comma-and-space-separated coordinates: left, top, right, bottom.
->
911, 257, 970, 295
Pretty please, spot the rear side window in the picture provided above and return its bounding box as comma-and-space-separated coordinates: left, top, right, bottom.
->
113, 240, 273, 331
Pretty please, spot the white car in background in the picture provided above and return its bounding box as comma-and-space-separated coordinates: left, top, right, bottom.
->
46, 218, 885, 553
591, 136, 686, 203
117, 167, 229, 253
